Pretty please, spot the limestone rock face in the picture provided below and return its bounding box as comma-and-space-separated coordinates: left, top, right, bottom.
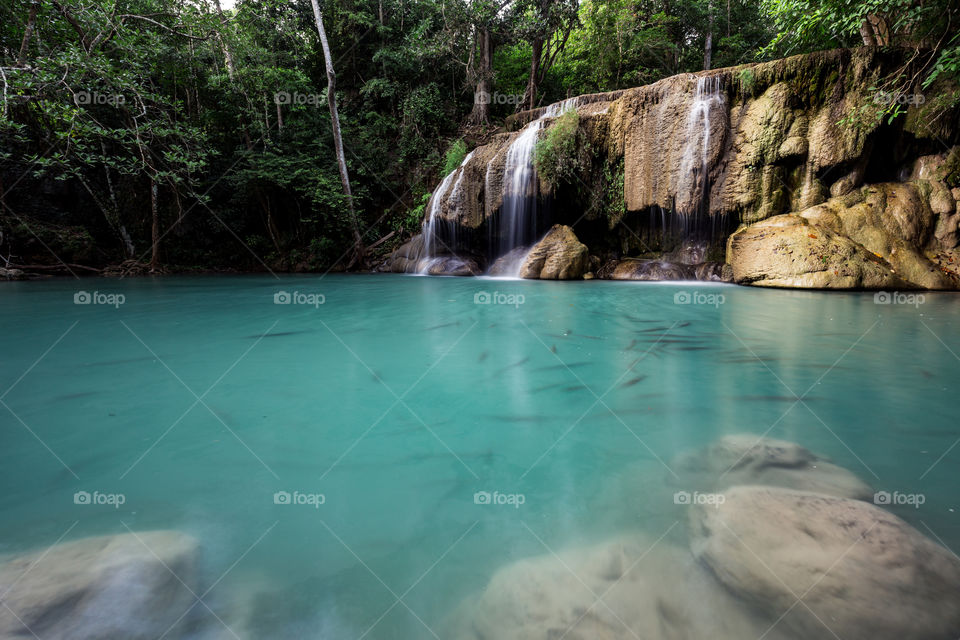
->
671, 434, 872, 499
0, 531, 199, 640
388, 47, 959, 288
690, 486, 960, 640
384, 235, 425, 273
518, 225, 589, 279
728, 182, 960, 289
726, 214, 908, 288
614, 75, 728, 217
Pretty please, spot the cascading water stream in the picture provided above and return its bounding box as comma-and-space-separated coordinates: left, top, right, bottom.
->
417, 151, 474, 273
669, 76, 724, 258
490, 97, 579, 276
678, 75, 723, 218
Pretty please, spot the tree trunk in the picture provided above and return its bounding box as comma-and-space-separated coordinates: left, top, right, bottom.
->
703, 0, 713, 70
860, 15, 889, 46
468, 27, 494, 124
18, 0, 40, 65
521, 38, 543, 111
212, 0, 236, 80
150, 179, 160, 270
310, 0, 364, 268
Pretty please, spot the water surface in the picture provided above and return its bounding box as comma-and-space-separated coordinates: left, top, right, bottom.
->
1, 275, 958, 637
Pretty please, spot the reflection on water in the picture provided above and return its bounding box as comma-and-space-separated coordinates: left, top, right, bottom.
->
0, 275, 958, 638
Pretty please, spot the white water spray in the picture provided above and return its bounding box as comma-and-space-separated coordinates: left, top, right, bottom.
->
492, 97, 580, 275
418, 151, 475, 273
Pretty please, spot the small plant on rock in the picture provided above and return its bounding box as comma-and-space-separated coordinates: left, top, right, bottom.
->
534, 109, 589, 188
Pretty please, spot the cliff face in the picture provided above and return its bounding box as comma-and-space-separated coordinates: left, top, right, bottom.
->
386, 48, 960, 289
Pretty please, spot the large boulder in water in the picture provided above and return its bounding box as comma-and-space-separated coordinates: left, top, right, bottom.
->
444, 534, 790, 640
518, 224, 589, 279
690, 486, 960, 640
727, 181, 960, 289
795, 182, 958, 289
726, 214, 908, 288
671, 433, 872, 499
380, 235, 481, 275
423, 255, 482, 276
0, 530, 199, 640
383, 235, 425, 273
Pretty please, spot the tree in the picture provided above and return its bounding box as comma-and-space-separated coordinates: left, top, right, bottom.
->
703, 0, 713, 69
763, 0, 960, 108
310, 0, 364, 267
516, 0, 579, 110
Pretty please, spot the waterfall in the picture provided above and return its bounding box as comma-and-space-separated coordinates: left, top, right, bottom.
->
416, 97, 579, 277
663, 75, 725, 260
490, 97, 579, 275
678, 76, 723, 216
418, 151, 474, 273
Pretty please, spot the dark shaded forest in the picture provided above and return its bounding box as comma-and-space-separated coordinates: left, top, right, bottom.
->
1, 0, 957, 274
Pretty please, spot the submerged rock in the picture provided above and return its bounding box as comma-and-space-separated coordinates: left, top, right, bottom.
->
444, 534, 790, 640
518, 224, 589, 280
690, 486, 960, 640
671, 433, 872, 499
0, 530, 199, 640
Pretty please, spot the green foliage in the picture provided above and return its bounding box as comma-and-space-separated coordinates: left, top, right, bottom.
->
603, 158, 626, 226
534, 109, 586, 187
762, 0, 960, 92
442, 140, 468, 176
925, 34, 960, 89
737, 68, 756, 95
402, 193, 433, 233
549, 0, 774, 99
7, 0, 950, 271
